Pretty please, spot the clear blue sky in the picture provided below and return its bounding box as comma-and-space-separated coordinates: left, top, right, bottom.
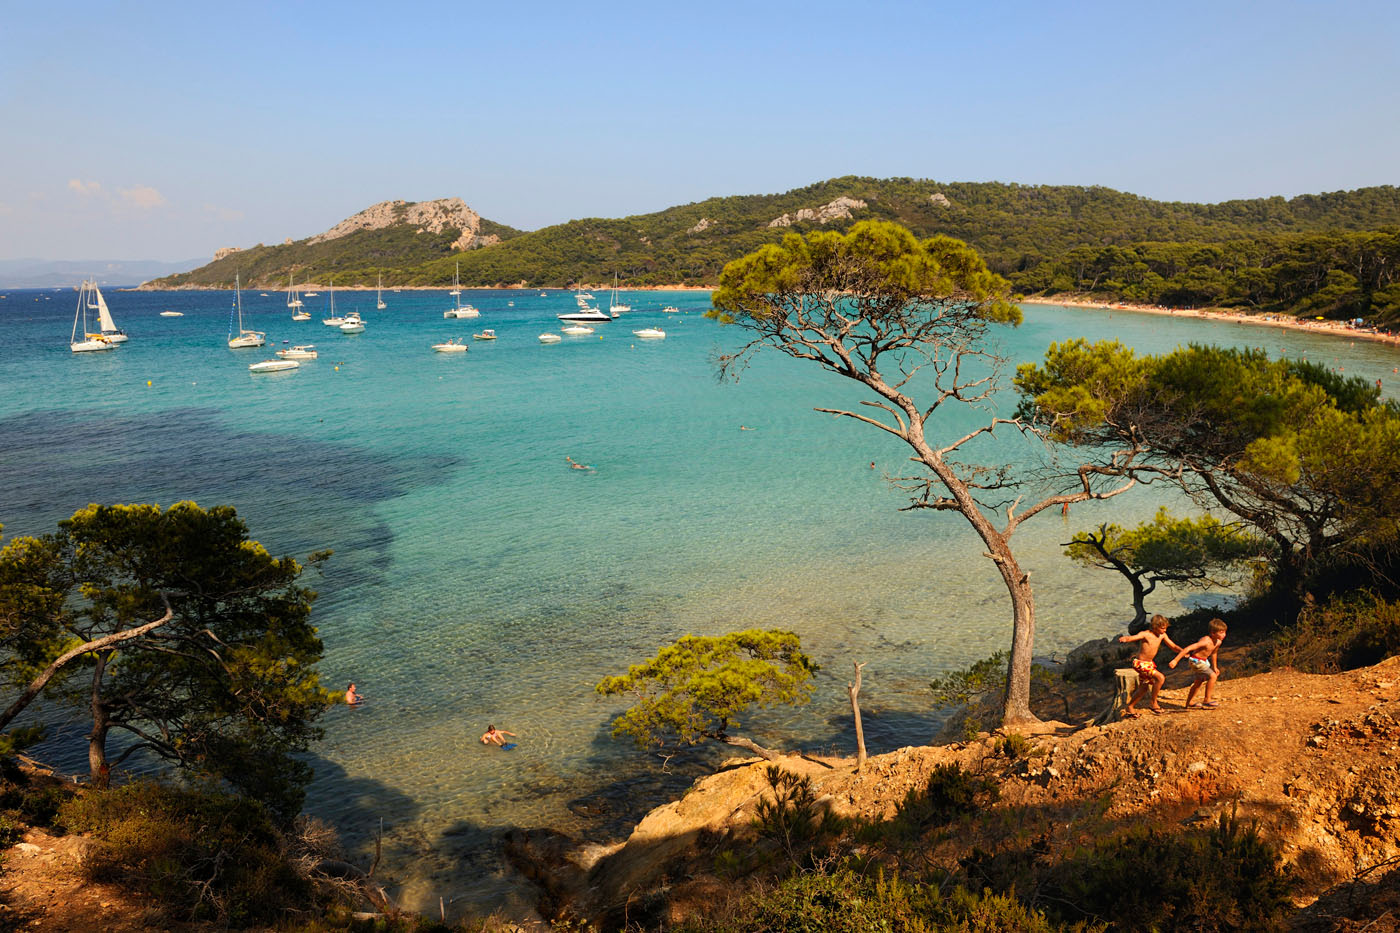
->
2, 0, 1397, 260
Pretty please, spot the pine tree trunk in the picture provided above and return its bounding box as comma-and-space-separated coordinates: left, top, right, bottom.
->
88, 651, 111, 787
1001, 574, 1039, 725
719, 734, 780, 761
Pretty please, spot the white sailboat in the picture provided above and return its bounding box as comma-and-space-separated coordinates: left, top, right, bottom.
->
70, 280, 116, 352
443, 262, 478, 318
376, 273, 387, 310
608, 273, 631, 315
287, 275, 308, 320
85, 282, 128, 342
227, 275, 266, 348
322, 280, 346, 326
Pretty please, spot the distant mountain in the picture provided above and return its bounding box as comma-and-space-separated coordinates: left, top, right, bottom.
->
0, 258, 204, 289
147, 198, 523, 290
148, 179, 1400, 290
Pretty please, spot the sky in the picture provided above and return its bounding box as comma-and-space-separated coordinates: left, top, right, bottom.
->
2, 0, 1397, 261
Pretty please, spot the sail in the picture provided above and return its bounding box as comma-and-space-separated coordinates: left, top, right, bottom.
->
94, 285, 118, 332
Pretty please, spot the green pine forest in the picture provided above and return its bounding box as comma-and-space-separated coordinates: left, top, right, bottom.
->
149, 177, 1400, 325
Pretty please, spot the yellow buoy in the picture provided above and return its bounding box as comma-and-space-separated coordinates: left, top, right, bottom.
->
334, 366, 340, 371
146, 380, 152, 386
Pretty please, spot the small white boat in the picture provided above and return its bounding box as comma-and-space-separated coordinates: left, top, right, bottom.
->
339, 312, 365, 333
444, 263, 479, 318
159, 311, 183, 317
292, 309, 311, 321
70, 280, 117, 352
561, 324, 594, 335
250, 359, 299, 373
276, 345, 318, 359
376, 273, 387, 310
473, 329, 497, 340
661, 306, 680, 313
322, 280, 345, 325
305, 291, 320, 297
286, 275, 304, 309
633, 327, 666, 339
432, 338, 468, 353
608, 273, 631, 315
539, 291, 547, 297
538, 333, 562, 343
228, 276, 266, 348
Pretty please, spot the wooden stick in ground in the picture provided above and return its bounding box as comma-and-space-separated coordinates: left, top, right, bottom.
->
848, 661, 868, 771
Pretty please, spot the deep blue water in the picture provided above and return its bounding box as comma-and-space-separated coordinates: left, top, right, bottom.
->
3, 285, 1396, 917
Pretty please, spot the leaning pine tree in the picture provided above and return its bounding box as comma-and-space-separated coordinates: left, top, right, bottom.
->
709, 222, 1138, 725
596, 629, 817, 761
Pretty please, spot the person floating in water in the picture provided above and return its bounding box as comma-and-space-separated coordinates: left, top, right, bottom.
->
565, 456, 592, 471
480, 724, 517, 746
344, 683, 361, 706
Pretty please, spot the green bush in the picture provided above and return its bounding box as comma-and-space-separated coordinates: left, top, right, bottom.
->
57, 780, 313, 925
1272, 591, 1400, 673
1050, 812, 1292, 932
890, 763, 1000, 838
753, 765, 835, 866
676, 868, 1098, 932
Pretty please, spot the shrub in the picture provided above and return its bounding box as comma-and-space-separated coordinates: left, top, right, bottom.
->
1272, 591, 1400, 673
896, 763, 999, 833
675, 868, 1098, 932
1050, 811, 1292, 932
57, 780, 314, 925
753, 765, 836, 867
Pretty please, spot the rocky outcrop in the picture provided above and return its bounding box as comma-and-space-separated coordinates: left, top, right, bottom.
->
929, 192, 952, 207
768, 196, 867, 228
687, 218, 714, 234
213, 246, 242, 262
308, 198, 485, 251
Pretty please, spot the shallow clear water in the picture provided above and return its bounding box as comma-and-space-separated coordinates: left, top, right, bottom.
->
2, 288, 1395, 917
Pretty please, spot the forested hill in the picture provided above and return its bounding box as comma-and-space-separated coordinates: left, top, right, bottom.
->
147, 178, 1400, 291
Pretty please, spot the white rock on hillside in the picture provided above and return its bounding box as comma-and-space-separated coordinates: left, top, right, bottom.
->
767, 196, 867, 228
308, 198, 487, 252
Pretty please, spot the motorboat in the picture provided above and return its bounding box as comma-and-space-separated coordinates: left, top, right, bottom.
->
432, 338, 468, 353
561, 324, 594, 335
339, 312, 365, 333
632, 327, 666, 339
159, 311, 183, 317
227, 275, 266, 348
249, 359, 299, 373
538, 333, 562, 343
70, 280, 117, 352
557, 305, 611, 323
473, 329, 497, 340
276, 345, 318, 359
661, 306, 680, 313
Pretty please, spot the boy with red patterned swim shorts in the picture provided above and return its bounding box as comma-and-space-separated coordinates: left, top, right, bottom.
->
1117, 614, 1184, 716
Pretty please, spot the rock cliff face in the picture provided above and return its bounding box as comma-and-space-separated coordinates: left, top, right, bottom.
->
308, 198, 488, 251
768, 196, 868, 228
213, 246, 242, 262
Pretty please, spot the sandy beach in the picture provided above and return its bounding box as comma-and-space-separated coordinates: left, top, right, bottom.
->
1023, 296, 1400, 349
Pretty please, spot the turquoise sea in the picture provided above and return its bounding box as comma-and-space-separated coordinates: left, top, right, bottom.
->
2, 286, 1396, 918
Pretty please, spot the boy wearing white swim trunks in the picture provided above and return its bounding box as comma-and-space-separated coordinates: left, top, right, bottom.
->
1169, 618, 1228, 709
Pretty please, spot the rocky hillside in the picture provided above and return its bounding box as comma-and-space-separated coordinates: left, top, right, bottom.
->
508, 657, 1400, 930
145, 197, 523, 290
